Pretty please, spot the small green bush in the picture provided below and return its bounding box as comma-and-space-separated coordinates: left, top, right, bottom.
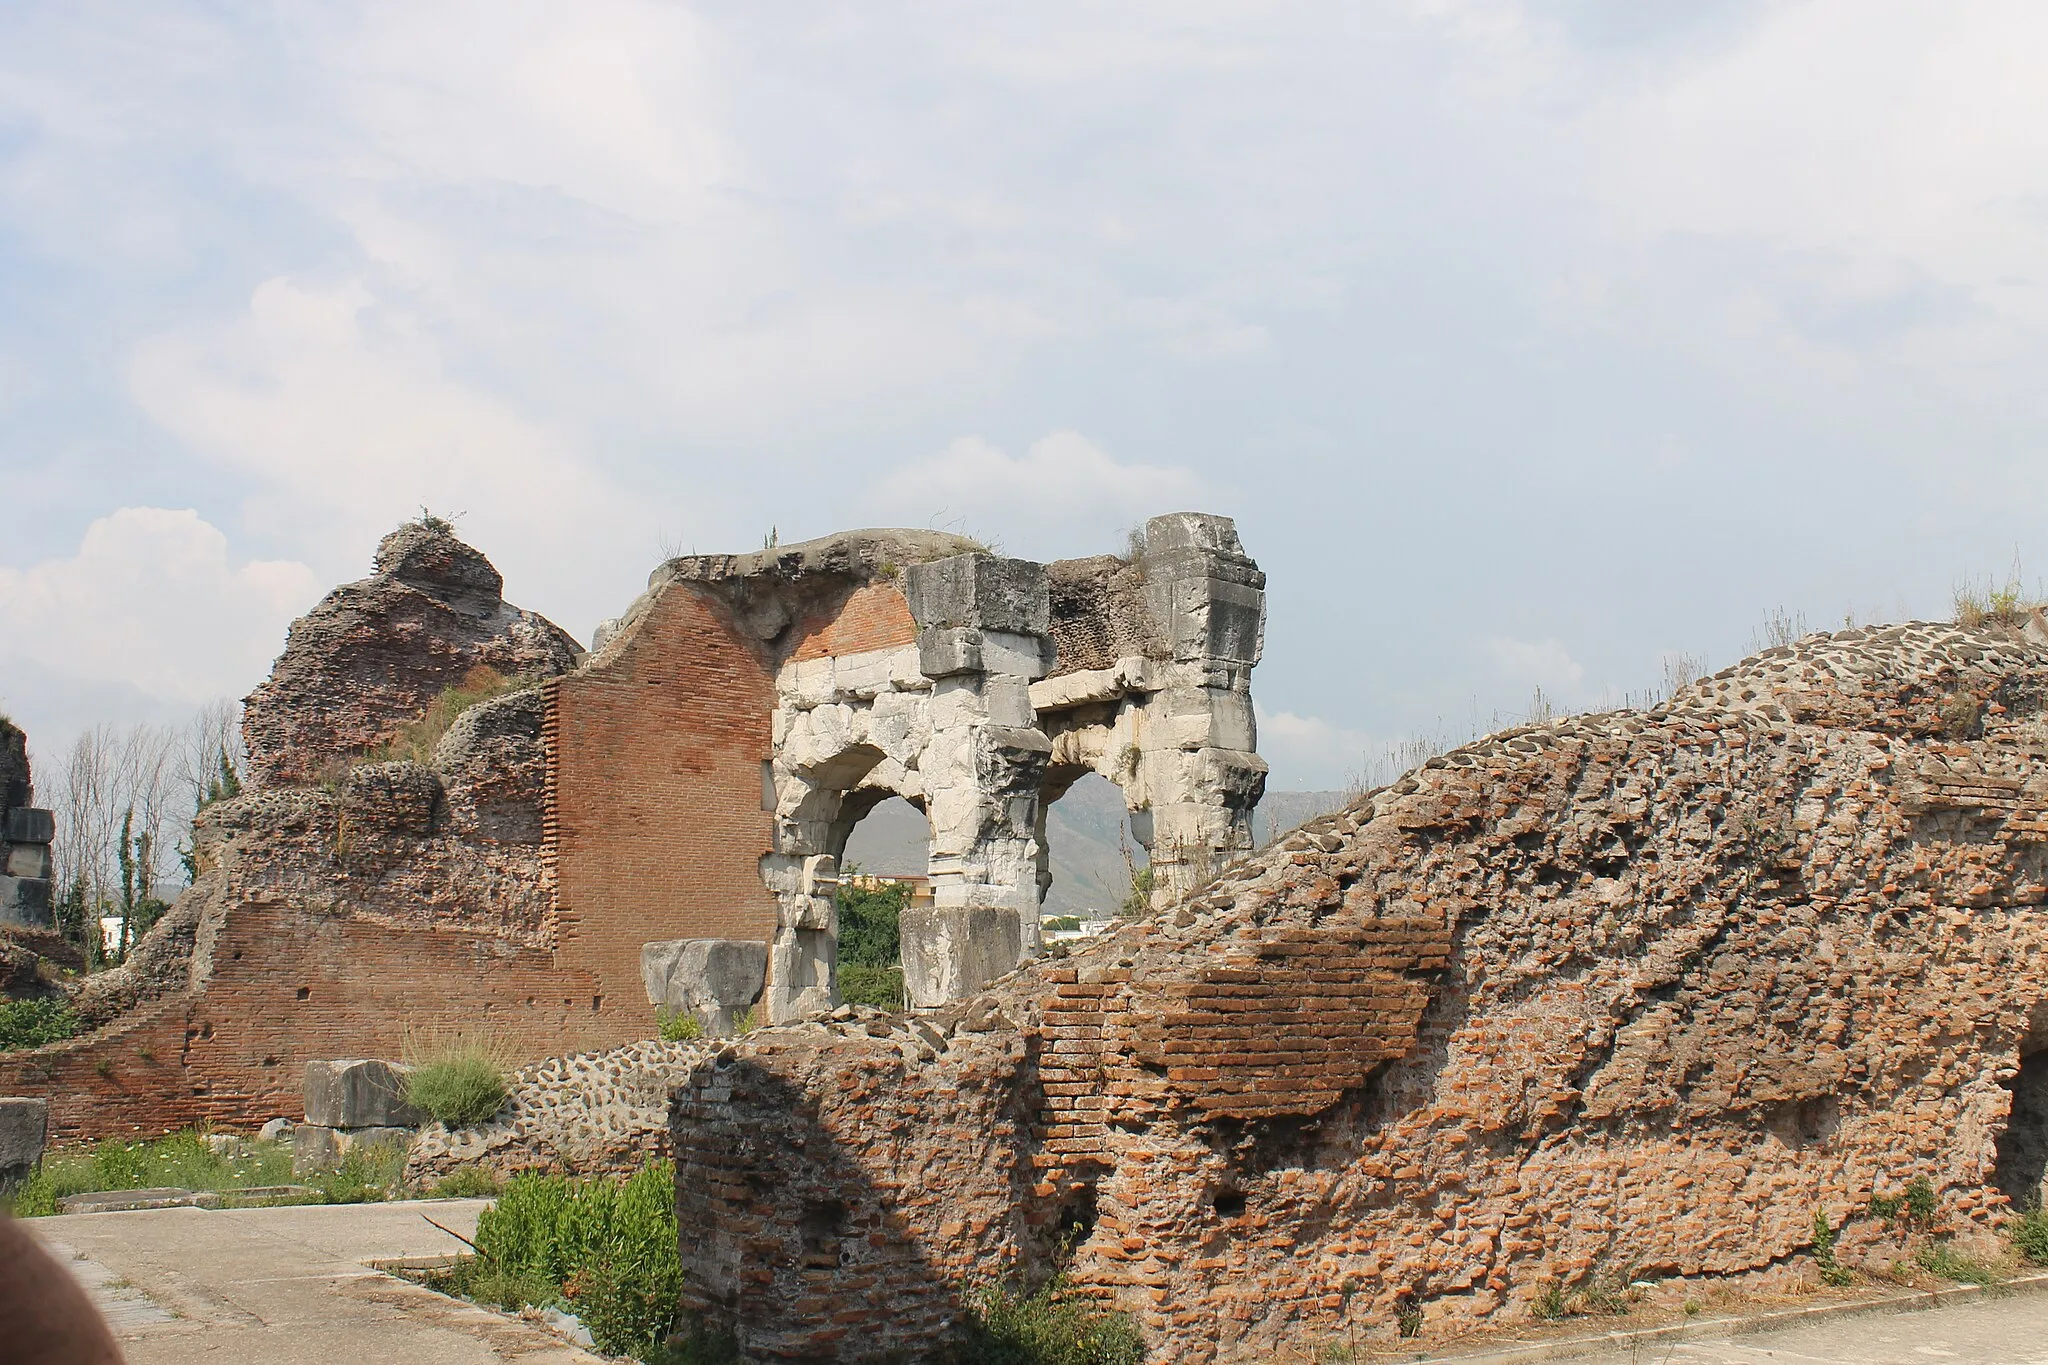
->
406, 1049, 510, 1127
0, 996, 81, 1050
1904, 1176, 1938, 1227
950, 1276, 1144, 1365
1531, 1280, 1567, 1321
3, 1169, 57, 1217
839, 964, 906, 1010
658, 1008, 704, 1042
474, 1161, 681, 1358
1043, 916, 1082, 932
2011, 1207, 2048, 1265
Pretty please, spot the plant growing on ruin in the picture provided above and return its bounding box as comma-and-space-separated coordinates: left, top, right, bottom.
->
367, 665, 523, 768
658, 1007, 705, 1042
1914, 1240, 1997, 1285
405, 1038, 512, 1127
414, 506, 458, 534
1953, 556, 2039, 629
1118, 866, 1153, 919
1811, 1209, 1852, 1286
1530, 1280, 1566, 1321
431, 1166, 504, 1199
2010, 1206, 2048, 1266
950, 1273, 1144, 1365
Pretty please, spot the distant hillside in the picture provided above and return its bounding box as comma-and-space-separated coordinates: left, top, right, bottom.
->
842, 781, 1351, 915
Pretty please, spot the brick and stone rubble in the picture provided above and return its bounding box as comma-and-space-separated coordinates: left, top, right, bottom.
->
241, 520, 583, 787
673, 619, 2048, 1362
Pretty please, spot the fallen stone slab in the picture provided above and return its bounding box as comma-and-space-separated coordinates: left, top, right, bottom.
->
57, 1187, 223, 1214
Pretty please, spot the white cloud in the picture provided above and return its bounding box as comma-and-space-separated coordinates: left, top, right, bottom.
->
125, 276, 642, 624
1477, 635, 1586, 700
0, 508, 321, 706
866, 432, 1223, 555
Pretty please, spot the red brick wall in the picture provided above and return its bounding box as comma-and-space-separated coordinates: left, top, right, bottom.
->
548, 583, 781, 996
0, 895, 622, 1142
789, 581, 917, 662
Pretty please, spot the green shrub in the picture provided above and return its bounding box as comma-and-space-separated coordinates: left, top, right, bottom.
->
839, 964, 906, 1010
658, 1008, 704, 1042
474, 1161, 681, 1358
431, 1166, 503, 1199
1904, 1176, 1938, 1227
1043, 916, 1082, 932
0, 997, 81, 1050
2011, 1207, 2048, 1266
406, 1048, 510, 1127
950, 1276, 1144, 1365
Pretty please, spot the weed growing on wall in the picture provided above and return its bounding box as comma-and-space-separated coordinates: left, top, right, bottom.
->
657, 1008, 704, 1042
2010, 1207, 2048, 1265
1811, 1209, 1852, 1286
367, 665, 524, 767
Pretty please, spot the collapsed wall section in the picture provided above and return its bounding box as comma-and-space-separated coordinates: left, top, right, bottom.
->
673, 620, 2048, 1362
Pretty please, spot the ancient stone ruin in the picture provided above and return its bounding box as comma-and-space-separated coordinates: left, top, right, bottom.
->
2, 513, 1267, 1139
0, 719, 56, 933
670, 620, 2048, 1360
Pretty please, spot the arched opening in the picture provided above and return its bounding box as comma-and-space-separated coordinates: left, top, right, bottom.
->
836, 796, 931, 1010
1037, 771, 1148, 932
1996, 1024, 2048, 1208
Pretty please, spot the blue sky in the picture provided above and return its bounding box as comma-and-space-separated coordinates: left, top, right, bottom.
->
3, 1, 2047, 789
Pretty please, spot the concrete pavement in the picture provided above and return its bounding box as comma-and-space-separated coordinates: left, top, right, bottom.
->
21, 1198, 605, 1364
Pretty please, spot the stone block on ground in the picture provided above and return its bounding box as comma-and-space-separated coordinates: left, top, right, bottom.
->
899, 906, 1024, 1009
303, 1059, 424, 1129
0, 1095, 49, 1189
642, 938, 768, 1034
291, 1122, 416, 1175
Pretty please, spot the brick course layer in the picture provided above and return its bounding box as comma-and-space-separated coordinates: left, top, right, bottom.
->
675, 621, 2048, 1362
788, 580, 918, 662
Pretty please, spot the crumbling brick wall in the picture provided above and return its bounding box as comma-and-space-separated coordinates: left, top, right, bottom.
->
674, 620, 2048, 1362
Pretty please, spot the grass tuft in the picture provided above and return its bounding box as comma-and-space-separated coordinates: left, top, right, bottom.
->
657, 1008, 704, 1042
404, 1034, 513, 1128
1915, 1241, 1998, 1285
2010, 1206, 2048, 1266
367, 666, 524, 767
948, 1275, 1145, 1365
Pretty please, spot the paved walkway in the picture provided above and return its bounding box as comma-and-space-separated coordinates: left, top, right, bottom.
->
23, 1199, 603, 1365
1652, 1292, 2048, 1364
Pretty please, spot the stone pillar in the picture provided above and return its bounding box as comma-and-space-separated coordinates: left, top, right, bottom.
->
899, 554, 1055, 1007
0, 723, 56, 931
1132, 513, 1268, 908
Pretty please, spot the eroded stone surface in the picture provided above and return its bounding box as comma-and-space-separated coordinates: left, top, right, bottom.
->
242, 522, 582, 786
674, 619, 2048, 1362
